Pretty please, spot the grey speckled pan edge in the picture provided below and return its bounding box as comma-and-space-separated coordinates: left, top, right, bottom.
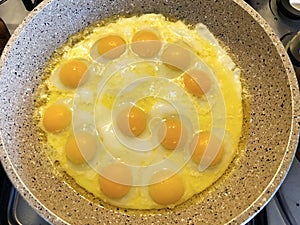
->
0, 0, 299, 224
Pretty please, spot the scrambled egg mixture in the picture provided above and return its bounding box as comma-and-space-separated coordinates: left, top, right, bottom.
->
36, 14, 243, 209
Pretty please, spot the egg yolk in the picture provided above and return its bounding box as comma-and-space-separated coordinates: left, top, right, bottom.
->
149, 170, 184, 205
116, 105, 147, 137
160, 117, 187, 150
59, 59, 89, 89
99, 163, 132, 199
97, 35, 126, 59
190, 132, 223, 166
65, 131, 97, 164
131, 30, 162, 58
183, 69, 211, 97
43, 104, 71, 133
161, 44, 191, 70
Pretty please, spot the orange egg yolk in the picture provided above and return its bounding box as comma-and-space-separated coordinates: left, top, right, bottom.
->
65, 131, 97, 164
59, 59, 89, 89
183, 69, 211, 97
149, 171, 184, 205
132, 30, 162, 58
99, 163, 132, 199
117, 106, 147, 137
97, 35, 126, 59
190, 132, 223, 166
161, 44, 191, 70
160, 117, 187, 150
43, 104, 71, 133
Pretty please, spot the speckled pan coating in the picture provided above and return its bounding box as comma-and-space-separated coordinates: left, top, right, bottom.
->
0, 0, 299, 224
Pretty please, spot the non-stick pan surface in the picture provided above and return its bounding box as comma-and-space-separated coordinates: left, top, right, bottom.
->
0, 0, 299, 224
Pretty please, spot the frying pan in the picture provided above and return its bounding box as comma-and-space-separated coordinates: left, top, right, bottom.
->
0, 0, 299, 224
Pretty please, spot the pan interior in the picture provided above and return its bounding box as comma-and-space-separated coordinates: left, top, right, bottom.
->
0, 0, 298, 224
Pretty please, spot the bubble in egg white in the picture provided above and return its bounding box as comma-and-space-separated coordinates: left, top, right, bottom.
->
96, 57, 150, 96
95, 104, 112, 137
100, 123, 135, 162
75, 88, 94, 104
72, 110, 95, 131
52, 97, 73, 108
149, 101, 178, 118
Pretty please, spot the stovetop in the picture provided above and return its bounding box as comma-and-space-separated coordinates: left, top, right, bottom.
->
0, 0, 300, 225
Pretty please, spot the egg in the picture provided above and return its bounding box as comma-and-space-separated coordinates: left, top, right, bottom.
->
99, 163, 132, 199
91, 35, 126, 60
59, 59, 90, 88
161, 43, 191, 70
159, 116, 187, 150
148, 170, 185, 205
116, 105, 147, 137
190, 131, 224, 167
65, 131, 98, 164
42, 103, 71, 133
131, 29, 162, 58
50, 58, 93, 91
37, 13, 243, 210
183, 68, 212, 97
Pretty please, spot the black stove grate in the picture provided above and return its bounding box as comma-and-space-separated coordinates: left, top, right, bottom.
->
21, 0, 43, 11
0, 163, 12, 225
